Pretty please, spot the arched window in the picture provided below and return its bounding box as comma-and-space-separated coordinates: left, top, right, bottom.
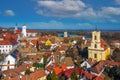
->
94, 54, 97, 58
94, 35, 97, 40
95, 44, 97, 48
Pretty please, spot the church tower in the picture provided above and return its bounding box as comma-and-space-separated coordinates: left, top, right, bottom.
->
14, 24, 18, 33
88, 30, 110, 61
22, 25, 27, 37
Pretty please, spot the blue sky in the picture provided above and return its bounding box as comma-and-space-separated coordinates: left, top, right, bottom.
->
0, 0, 120, 30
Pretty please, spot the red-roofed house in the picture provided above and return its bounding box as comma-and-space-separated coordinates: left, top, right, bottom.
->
45, 64, 67, 75
0, 33, 18, 54
58, 68, 104, 80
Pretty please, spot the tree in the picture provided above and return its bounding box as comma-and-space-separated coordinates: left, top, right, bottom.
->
32, 62, 40, 69
60, 76, 65, 80
25, 69, 31, 75
77, 59, 81, 68
104, 76, 110, 80
36, 41, 39, 51
43, 55, 47, 68
47, 71, 58, 80
111, 48, 120, 62
50, 71, 58, 80
116, 66, 120, 78
71, 70, 78, 80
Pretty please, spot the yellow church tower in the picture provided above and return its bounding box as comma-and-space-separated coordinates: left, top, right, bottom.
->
88, 30, 110, 61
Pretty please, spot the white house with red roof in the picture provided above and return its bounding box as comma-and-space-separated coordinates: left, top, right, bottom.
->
0, 33, 18, 54
14, 25, 37, 37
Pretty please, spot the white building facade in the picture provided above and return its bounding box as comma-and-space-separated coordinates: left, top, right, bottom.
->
0, 49, 19, 71
0, 45, 12, 54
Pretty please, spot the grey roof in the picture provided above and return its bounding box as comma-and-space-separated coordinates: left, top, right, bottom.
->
10, 49, 19, 59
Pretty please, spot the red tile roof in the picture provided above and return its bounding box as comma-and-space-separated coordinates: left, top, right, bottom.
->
100, 40, 107, 50
11, 69, 46, 80
20, 39, 27, 43
31, 40, 37, 45
39, 37, 47, 41
3, 64, 31, 80
53, 64, 67, 75
90, 60, 120, 75
0, 32, 18, 45
46, 64, 67, 75
0, 39, 12, 45
26, 30, 37, 33
15, 30, 37, 34
15, 30, 21, 34
58, 68, 97, 79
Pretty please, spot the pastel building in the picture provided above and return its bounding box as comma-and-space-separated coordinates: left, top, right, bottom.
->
88, 30, 110, 61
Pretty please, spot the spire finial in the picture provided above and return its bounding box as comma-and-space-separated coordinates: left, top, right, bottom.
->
94, 26, 98, 31
16, 23, 18, 26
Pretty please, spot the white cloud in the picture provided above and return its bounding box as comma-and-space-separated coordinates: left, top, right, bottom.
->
36, 0, 87, 18
100, 7, 120, 16
116, 0, 120, 5
4, 10, 15, 16
37, 0, 86, 11
77, 23, 93, 27
35, 0, 120, 22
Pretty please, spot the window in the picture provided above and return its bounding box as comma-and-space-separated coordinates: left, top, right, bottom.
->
7, 61, 10, 69
95, 44, 97, 48
94, 54, 97, 58
94, 35, 97, 40
8, 61, 10, 64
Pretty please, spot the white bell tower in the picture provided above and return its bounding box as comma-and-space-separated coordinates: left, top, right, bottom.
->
64, 31, 68, 37
14, 24, 18, 33
22, 25, 27, 37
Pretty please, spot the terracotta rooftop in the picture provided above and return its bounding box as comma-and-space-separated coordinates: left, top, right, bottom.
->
3, 64, 31, 80
61, 57, 74, 67
26, 30, 37, 33
15, 30, 37, 34
0, 32, 18, 45
11, 69, 46, 80
0, 39, 12, 45
90, 60, 120, 74
100, 39, 108, 50
46, 64, 67, 75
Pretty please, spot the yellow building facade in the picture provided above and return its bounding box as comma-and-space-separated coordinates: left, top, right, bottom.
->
88, 30, 110, 61
45, 39, 52, 46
